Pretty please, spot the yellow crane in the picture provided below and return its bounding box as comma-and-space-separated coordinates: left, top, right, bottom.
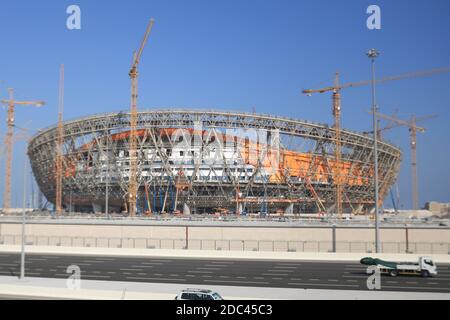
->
1, 89, 44, 212
56, 65, 65, 215
128, 19, 155, 216
372, 112, 437, 211
302, 66, 450, 216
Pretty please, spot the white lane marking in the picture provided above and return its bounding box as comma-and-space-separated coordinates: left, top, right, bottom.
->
123, 272, 132, 275
41, 256, 60, 259
202, 275, 213, 278
288, 282, 358, 288
204, 279, 269, 285
126, 276, 186, 282
236, 276, 247, 279
107, 272, 116, 274
309, 279, 320, 281
120, 268, 144, 272
49, 269, 57, 272
291, 278, 302, 281
92, 271, 103, 274
131, 265, 153, 268
262, 273, 288, 276
195, 267, 221, 270
273, 266, 298, 269
186, 275, 195, 278
188, 270, 213, 274
137, 273, 147, 276
81, 275, 111, 279
387, 281, 398, 284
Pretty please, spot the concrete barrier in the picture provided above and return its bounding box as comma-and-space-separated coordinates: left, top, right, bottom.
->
1, 245, 450, 263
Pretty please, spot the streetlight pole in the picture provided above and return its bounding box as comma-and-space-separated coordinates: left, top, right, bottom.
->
367, 48, 381, 253
20, 145, 28, 280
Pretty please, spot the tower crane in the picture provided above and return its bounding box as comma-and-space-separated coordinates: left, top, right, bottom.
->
302, 66, 450, 216
371, 112, 437, 211
1, 89, 44, 212
128, 19, 155, 216
56, 65, 65, 215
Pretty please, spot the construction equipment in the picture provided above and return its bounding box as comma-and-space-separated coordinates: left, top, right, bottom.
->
56, 64, 65, 214
302, 66, 450, 216
1, 89, 44, 212
128, 19, 155, 216
372, 112, 437, 210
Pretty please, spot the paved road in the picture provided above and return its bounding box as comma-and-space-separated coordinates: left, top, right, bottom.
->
0, 253, 449, 293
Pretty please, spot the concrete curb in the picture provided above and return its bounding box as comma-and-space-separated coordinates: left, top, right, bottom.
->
1, 245, 450, 263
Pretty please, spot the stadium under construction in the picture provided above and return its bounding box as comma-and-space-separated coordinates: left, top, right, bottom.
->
27, 109, 402, 215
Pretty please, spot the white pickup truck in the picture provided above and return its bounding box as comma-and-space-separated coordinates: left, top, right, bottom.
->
360, 256, 437, 278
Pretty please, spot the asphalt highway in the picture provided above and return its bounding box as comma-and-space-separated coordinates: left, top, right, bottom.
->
0, 253, 449, 293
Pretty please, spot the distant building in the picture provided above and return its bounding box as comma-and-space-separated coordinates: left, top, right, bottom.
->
424, 202, 450, 216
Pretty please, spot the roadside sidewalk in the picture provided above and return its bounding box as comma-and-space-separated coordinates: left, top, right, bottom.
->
0, 276, 449, 300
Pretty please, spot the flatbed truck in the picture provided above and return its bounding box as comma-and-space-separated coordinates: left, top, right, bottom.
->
360, 256, 437, 278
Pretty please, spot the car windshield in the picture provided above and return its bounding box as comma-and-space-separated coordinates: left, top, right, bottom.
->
212, 293, 223, 300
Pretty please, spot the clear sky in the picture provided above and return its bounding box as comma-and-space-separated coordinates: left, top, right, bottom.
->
0, 0, 449, 209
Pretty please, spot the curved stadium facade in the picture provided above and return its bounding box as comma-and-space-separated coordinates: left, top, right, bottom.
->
28, 110, 402, 215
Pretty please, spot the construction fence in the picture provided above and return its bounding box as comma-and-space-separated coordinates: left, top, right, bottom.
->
0, 234, 449, 254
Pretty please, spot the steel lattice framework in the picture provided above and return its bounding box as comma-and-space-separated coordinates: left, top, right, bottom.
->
28, 109, 402, 215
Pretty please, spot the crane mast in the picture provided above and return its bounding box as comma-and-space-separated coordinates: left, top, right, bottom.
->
332, 73, 343, 217
56, 65, 65, 214
128, 19, 155, 216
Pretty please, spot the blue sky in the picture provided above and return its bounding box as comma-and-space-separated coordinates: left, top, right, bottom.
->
0, 0, 449, 209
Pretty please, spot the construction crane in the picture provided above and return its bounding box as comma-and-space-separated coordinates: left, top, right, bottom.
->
128, 19, 155, 216
302, 66, 450, 216
55, 65, 64, 215
372, 111, 437, 211
1, 89, 44, 212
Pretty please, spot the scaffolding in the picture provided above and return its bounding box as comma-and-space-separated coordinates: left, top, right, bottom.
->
27, 109, 402, 215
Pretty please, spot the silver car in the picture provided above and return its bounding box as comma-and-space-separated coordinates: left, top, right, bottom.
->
175, 288, 224, 300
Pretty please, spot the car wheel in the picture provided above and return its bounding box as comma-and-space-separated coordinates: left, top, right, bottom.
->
421, 270, 430, 278
389, 270, 398, 277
